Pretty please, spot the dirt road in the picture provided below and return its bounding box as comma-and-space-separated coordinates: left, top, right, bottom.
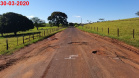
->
0, 27, 139, 78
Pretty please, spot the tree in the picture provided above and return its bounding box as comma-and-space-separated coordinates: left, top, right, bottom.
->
69, 23, 74, 26
48, 11, 68, 27
99, 18, 104, 22
48, 16, 52, 26
31, 17, 45, 30
0, 15, 3, 36
87, 20, 92, 24
0, 12, 34, 36
135, 11, 139, 16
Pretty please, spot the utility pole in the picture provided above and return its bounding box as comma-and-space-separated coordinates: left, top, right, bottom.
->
81, 18, 82, 26
81, 18, 82, 24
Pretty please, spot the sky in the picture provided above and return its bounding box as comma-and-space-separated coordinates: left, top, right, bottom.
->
0, 0, 139, 23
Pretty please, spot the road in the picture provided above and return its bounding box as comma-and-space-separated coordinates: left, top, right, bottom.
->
0, 27, 139, 78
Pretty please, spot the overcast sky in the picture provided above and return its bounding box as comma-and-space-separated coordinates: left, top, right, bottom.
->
0, 0, 139, 23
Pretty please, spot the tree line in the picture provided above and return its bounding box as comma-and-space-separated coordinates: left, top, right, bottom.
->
0, 12, 34, 36
0, 11, 68, 36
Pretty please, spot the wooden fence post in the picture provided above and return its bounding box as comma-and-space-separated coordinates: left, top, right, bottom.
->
46, 30, 47, 35
44, 31, 45, 36
94, 27, 95, 30
29, 35, 30, 41
17, 37, 18, 45
97, 27, 98, 32
33, 33, 34, 40
133, 29, 135, 38
6, 38, 8, 50
23, 35, 24, 44
102, 28, 103, 32
108, 28, 109, 35
37, 33, 39, 38
39, 33, 40, 37
117, 28, 119, 37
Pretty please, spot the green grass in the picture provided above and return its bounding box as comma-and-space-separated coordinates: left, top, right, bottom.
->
0, 26, 66, 55
78, 17, 139, 48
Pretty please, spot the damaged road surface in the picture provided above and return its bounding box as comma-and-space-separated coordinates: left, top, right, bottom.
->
0, 27, 139, 78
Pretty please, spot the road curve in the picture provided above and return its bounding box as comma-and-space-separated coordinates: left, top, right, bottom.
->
0, 27, 139, 78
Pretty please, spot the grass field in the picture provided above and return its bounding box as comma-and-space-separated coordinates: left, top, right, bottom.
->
78, 17, 139, 48
0, 26, 65, 55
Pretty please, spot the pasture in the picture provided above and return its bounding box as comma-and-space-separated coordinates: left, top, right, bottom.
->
78, 17, 139, 48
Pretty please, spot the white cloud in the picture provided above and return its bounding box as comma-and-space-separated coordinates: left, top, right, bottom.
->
73, 16, 81, 18
27, 15, 35, 19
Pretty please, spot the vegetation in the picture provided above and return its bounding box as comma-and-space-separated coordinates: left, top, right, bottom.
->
48, 11, 68, 27
136, 11, 139, 16
69, 23, 80, 26
78, 17, 139, 48
0, 12, 34, 36
31, 17, 45, 30
0, 11, 68, 55
99, 18, 105, 22
0, 26, 65, 55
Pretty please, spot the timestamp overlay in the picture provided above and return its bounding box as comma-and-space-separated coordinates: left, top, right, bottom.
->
0, 1, 29, 6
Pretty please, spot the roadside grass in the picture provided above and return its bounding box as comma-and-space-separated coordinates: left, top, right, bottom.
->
78, 17, 139, 48
0, 26, 65, 55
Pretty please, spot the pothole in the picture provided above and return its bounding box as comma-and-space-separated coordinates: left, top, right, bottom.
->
92, 51, 98, 54
48, 45, 60, 49
68, 42, 88, 45
92, 49, 107, 56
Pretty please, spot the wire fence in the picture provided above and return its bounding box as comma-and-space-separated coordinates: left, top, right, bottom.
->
83, 26, 137, 38
0, 27, 63, 54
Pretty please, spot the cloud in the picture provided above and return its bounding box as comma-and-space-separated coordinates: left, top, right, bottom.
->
73, 16, 81, 18
27, 15, 35, 19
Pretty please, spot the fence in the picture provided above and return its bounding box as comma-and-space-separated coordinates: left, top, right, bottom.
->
84, 26, 136, 38
0, 27, 63, 53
